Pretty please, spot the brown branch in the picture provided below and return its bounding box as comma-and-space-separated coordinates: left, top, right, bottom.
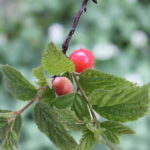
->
62, 0, 89, 54
15, 86, 48, 116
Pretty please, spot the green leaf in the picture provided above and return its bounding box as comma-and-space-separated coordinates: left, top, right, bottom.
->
101, 121, 134, 144
40, 88, 55, 104
0, 112, 16, 119
42, 42, 74, 75
3, 131, 18, 150
0, 65, 37, 101
54, 107, 84, 131
85, 121, 104, 140
32, 66, 46, 86
33, 103, 78, 150
75, 128, 97, 150
79, 69, 135, 95
103, 130, 119, 144
101, 121, 134, 135
50, 93, 90, 120
0, 112, 22, 150
93, 83, 150, 122
89, 86, 143, 107
0, 118, 7, 129
61, 72, 73, 83
13, 115, 22, 135
101, 135, 122, 150
93, 101, 148, 122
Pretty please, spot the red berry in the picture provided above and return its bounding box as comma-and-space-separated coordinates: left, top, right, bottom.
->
69, 48, 94, 73
52, 77, 73, 96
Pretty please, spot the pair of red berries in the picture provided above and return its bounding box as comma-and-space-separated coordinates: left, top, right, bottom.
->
53, 48, 94, 96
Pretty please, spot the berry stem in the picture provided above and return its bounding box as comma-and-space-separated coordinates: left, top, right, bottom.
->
72, 73, 97, 121
62, 0, 89, 54
15, 86, 48, 116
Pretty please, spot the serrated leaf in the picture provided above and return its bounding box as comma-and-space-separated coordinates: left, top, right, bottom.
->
54, 107, 84, 131
93, 83, 150, 122
40, 87, 55, 104
0, 65, 37, 101
42, 42, 74, 75
101, 135, 122, 150
93, 101, 148, 122
0, 118, 7, 128
101, 121, 134, 144
50, 93, 90, 120
76, 128, 97, 150
32, 66, 46, 86
103, 130, 119, 144
0, 113, 22, 150
33, 103, 78, 150
79, 69, 135, 95
89, 86, 144, 107
13, 115, 22, 135
101, 121, 134, 135
0, 125, 9, 144
3, 131, 18, 150
85, 121, 104, 140
0, 110, 10, 142
0, 112, 16, 119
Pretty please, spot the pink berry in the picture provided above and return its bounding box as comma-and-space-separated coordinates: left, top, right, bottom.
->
53, 77, 73, 96
69, 48, 94, 73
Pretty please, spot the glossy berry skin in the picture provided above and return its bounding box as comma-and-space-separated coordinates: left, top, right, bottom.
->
52, 77, 73, 96
69, 48, 94, 73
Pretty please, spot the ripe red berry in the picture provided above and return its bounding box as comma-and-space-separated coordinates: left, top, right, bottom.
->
69, 48, 94, 73
52, 77, 73, 96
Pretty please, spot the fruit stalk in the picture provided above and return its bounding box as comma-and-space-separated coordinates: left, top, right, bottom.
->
72, 73, 97, 121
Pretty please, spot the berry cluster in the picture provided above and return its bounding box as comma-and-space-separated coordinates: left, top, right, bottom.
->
53, 48, 94, 96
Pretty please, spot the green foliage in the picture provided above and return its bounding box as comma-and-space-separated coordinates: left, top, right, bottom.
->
50, 93, 90, 120
89, 83, 149, 107
33, 103, 78, 150
32, 66, 46, 86
0, 0, 150, 149
76, 128, 97, 150
40, 87, 56, 103
0, 65, 37, 101
101, 121, 134, 144
0, 110, 22, 150
54, 107, 84, 131
1, 45, 150, 150
3, 131, 19, 150
79, 69, 135, 95
42, 43, 75, 75
93, 102, 148, 122
93, 83, 150, 122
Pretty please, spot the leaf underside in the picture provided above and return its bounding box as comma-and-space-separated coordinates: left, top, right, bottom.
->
33, 103, 78, 150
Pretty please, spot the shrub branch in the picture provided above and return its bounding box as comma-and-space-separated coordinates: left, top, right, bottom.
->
62, 0, 90, 54
15, 86, 48, 115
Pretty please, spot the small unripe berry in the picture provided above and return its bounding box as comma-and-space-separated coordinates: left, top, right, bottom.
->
69, 48, 94, 73
52, 77, 73, 96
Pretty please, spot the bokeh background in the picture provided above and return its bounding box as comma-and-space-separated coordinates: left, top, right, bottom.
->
0, 0, 150, 150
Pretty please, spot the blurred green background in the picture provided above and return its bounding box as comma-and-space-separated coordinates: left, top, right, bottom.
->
0, 0, 150, 150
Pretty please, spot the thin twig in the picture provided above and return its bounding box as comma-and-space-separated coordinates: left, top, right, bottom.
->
62, 0, 89, 54
15, 86, 48, 116
72, 73, 97, 121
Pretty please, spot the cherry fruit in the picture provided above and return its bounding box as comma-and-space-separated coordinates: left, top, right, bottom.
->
53, 77, 73, 96
69, 48, 94, 73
